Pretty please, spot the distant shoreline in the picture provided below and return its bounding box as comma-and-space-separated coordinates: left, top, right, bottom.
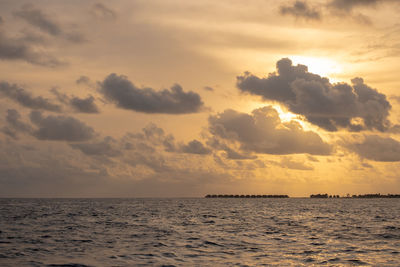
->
205, 194, 400, 198
205, 194, 289, 198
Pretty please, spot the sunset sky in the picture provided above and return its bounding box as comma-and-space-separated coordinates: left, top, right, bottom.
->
1, 0, 400, 197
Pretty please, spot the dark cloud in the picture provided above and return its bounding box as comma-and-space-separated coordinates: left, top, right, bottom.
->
0, 31, 64, 67
344, 135, 400, 162
29, 111, 95, 141
51, 88, 100, 114
280, 1, 321, 20
5, 109, 32, 133
0, 82, 62, 112
100, 73, 204, 114
208, 106, 332, 155
91, 3, 117, 21
69, 96, 99, 114
203, 86, 214, 92
70, 136, 122, 157
180, 140, 211, 155
14, 4, 62, 36
1, 109, 32, 139
13, 4, 85, 43
328, 0, 379, 12
237, 58, 392, 132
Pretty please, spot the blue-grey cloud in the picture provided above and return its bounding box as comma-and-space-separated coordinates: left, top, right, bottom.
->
329, 0, 379, 12
100, 73, 204, 114
1, 109, 33, 139
29, 111, 95, 141
280, 1, 321, 20
0, 82, 62, 112
70, 136, 122, 157
0, 31, 64, 67
14, 4, 62, 36
13, 4, 85, 43
51, 88, 99, 114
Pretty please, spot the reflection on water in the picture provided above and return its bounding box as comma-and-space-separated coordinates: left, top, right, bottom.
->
0, 198, 399, 266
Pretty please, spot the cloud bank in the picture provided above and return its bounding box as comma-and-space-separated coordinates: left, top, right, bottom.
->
344, 135, 400, 162
208, 106, 332, 155
237, 58, 392, 132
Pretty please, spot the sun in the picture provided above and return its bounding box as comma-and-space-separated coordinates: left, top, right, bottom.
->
289, 56, 343, 82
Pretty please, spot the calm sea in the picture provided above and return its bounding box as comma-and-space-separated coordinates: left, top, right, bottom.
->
0, 198, 399, 266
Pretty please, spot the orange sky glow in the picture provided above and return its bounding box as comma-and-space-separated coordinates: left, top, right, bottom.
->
1, 0, 400, 197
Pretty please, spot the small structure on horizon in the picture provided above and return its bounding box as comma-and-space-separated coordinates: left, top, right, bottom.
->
205, 194, 289, 198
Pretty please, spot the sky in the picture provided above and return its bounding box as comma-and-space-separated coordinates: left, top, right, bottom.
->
1, 0, 400, 197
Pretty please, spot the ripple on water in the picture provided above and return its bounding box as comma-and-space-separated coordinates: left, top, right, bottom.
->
0, 198, 399, 266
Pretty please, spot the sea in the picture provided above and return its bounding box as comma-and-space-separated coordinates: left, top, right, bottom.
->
0, 198, 399, 266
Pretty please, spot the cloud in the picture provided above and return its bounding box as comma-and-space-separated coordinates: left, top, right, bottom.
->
91, 3, 117, 21
29, 111, 96, 141
280, 1, 321, 20
237, 58, 392, 132
123, 123, 177, 153
180, 139, 211, 155
206, 136, 257, 160
76, 76, 91, 85
0, 31, 64, 67
14, 4, 62, 36
344, 135, 400, 162
70, 136, 122, 157
328, 0, 380, 12
279, 157, 314, 170
208, 106, 332, 155
69, 96, 99, 114
1, 109, 33, 139
13, 4, 85, 43
51, 88, 100, 114
5, 109, 32, 133
223, 147, 257, 160
203, 86, 214, 92
326, 0, 399, 24
99, 73, 204, 114
0, 82, 62, 112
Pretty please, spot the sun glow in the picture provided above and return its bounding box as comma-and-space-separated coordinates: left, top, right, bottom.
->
273, 105, 297, 122
289, 56, 343, 82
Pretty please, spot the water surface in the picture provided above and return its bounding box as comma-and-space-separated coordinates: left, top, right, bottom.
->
0, 198, 399, 266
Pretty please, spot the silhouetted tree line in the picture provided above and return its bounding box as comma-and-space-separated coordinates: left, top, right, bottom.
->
310, 193, 400, 198
351, 194, 400, 198
205, 194, 289, 198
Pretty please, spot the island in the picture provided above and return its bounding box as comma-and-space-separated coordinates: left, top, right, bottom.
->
205, 194, 289, 198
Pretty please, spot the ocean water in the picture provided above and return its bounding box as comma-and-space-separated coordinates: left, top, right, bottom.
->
0, 198, 399, 266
